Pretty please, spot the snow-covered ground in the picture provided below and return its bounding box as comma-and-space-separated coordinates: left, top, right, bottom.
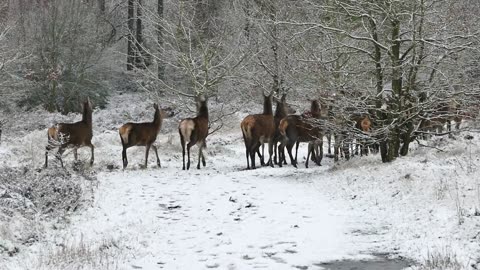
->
2, 93, 480, 270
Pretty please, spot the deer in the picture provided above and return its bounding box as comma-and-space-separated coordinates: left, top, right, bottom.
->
419, 100, 463, 140
241, 91, 275, 170
179, 95, 209, 170
278, 100, 325, 168
44, 98, 94, 168
272, 94, 296, 165
119, 103, 173, 169
354, 114, 372, 156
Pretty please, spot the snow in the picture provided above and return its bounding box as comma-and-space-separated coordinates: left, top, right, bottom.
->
2, 94, 480, 269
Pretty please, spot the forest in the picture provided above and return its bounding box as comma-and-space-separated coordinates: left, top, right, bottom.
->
1, 1, 480, 270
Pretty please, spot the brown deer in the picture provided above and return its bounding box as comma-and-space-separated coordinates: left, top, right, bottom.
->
179, 95, 209, 170
354, 115, 372, 156
278, 104, 324, 168
272, 94, 295, 165
119, 103, 172, 169
419, 100, 463, 139
44, 98, 94, 168
241, 91, 275, 169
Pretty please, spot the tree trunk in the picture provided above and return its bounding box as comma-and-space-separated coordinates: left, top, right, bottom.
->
127, 0, 135, 70
135, 0, 145, 68
369, 17, 390, 163
98, 0, 105, 15
270, 4, 281, 94
157, 0, 164, 79
389, 18, 402, 160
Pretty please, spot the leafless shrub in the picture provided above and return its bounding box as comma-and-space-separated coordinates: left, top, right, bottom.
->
418, 249, 462, 270
0, 166, 97, 257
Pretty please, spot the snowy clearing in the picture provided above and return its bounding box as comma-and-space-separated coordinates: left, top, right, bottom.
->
2, 123, 480, 269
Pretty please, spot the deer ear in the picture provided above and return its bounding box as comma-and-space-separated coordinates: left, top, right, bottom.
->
281, 94, 287, 102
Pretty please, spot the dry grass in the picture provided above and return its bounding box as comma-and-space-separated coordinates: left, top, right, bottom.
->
33, 236, 125, 270
418, 249, 463, 270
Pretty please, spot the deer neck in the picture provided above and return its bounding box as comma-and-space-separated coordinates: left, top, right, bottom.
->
274, 102, 287, 118
263, 99, 273, 115
198, 102, 209, 120
153, 109, 163, 131
82, 108, 92, 127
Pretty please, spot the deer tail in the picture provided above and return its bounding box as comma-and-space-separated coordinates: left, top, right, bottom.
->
119, 124, 132, 145
179, 119, 194, 144
241, 122, 252, 142
47, 126, 58, 141
279, 118, 289, 137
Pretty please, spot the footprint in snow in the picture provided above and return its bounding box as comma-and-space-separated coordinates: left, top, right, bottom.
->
205, 263, 220, 268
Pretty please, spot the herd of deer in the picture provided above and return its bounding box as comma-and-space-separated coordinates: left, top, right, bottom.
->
43, 93, 465, 170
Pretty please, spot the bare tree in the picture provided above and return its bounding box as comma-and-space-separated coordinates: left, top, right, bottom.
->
127, 0, 135, 70
157, 0, 165, 79
278, 0, 480, 162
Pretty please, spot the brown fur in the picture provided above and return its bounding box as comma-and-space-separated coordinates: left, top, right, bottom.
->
278, 114, 324, 168
179, 96, 209, 170
279, 99, 325, 168
353, 115, 373, 157
272, 94, 294, 165
241, 92, 275, 169
44, 98, 94, 168
119, 103, 168, 169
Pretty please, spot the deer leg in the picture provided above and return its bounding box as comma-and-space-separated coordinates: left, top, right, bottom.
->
256, 148, 263, 166
187, 144, 191, 170
318, 140, 323, 165
294, 141, 300, 165
257, 143, 265, 166
122, 146, 128, 169
143, 144, 151, 169
286, 142, 296, 168
267, 141, 274, 167
250, 143, 258, 170
56, 147, 65, 168
274, 141, 278, 165
180, 133, 186, 170
89, 144, 95, 166
245, 146, 250, 170
277, 142, 284, 167
201, 142, 206, 167
152, 145, 161, 168
197, 144, 203, 170
44, 144, 54, 168
306, 143, 312, 168
73, 148, 78, 161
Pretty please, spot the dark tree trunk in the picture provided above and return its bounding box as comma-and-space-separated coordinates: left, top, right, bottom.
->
127, 0, 135, 70
135, 0, 145, 68
369, 17, 390, 163
390, 18, 402, 160
157, 0, 164, 79
98, 0, 105, 15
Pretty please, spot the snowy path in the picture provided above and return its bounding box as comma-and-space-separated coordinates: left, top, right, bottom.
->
6, 129, 480, 270
69, 164, 357, 270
